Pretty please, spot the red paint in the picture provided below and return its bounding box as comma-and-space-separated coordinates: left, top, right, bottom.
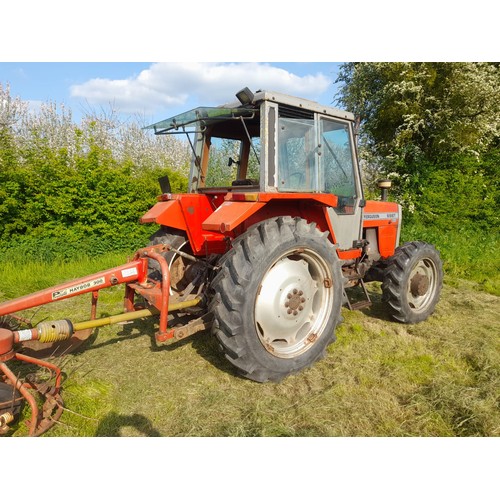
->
142, 192, 401, 259
0, 259, 149, 318
377, 225, 398, 258
363, 200, 400, 257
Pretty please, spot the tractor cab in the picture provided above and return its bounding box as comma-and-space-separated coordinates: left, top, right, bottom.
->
147, 88, 360, 200
145, 88, 366, 251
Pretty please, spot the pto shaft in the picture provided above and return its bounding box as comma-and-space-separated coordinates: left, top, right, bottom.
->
10, 297, 202, 344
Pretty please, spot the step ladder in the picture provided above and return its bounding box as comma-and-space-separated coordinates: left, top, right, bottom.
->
342, 276, 372, 311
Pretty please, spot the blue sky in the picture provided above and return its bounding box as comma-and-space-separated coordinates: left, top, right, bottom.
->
0, 62, 343, 126
1, 0, 492, 129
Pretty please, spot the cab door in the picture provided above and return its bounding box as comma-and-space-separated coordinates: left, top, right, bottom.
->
319, 118, 363, 250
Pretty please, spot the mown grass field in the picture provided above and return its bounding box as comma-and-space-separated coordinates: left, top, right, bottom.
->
1, 237, 498, 437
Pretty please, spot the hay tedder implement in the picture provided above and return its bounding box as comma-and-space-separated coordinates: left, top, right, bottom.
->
0, 88, 443, 436
0, 243, 208, 435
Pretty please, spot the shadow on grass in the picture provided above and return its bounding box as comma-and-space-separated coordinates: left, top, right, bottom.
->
95, 410, 162, 437
66, 316, 242, 379
343, 283, 393, 321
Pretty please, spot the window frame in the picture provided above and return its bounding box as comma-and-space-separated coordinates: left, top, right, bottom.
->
276, 111, 362, 200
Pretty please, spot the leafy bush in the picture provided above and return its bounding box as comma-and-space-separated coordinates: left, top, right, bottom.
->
401, 222, 499, 296
391, 148, 499, 231
0, 146, 188, 261
0, 89, 189, 262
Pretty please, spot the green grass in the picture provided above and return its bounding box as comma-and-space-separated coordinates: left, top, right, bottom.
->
1, 226, 499, 437
0, 252, 127, 302
401, 222, 500, 295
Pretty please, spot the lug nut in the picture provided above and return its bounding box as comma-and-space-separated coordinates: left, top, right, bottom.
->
293, 289, 298, 294
298, 305, 303, 311
285, 301, 290, 307
287, 309, 292, 315
293, 310, 298, 316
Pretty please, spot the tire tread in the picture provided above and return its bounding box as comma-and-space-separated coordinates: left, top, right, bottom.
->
212, 216, 342, 382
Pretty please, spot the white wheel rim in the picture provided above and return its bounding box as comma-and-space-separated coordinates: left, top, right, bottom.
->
254, 249, 334, 358
406, 257, 438, 311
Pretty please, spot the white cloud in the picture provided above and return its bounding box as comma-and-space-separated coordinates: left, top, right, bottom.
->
70, 62, 331, 116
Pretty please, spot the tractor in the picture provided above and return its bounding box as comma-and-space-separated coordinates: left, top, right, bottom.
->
0, 87, 443, 435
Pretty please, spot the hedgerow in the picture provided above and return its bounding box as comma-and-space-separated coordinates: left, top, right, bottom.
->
0, 84, 189, 261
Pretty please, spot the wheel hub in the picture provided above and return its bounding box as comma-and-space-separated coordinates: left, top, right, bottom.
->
285, 289, 306, 315
254, 249, 334, 358
410, 273, 430, 296
406, 257, 438, 312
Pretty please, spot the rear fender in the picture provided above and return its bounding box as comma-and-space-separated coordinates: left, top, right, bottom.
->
141, 200, 185, 229
202, 201, 267, 232
140, 195, 226, 254
204, 198, 336, 252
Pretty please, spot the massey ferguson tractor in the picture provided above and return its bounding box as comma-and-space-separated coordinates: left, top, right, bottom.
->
0, 88, 443, 435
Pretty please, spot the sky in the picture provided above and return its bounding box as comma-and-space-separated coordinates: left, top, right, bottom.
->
1, 1, 495, 129
0, 62, 343, 125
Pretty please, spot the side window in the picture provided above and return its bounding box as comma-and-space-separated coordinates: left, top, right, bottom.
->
278, 117, 316, 191
320, 119, 357, 212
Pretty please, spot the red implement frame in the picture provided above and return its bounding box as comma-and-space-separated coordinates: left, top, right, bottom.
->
0, 245, 175, 341
0, 245, 179, 436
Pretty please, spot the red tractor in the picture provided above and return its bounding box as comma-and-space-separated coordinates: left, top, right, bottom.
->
0, 88, 443, 434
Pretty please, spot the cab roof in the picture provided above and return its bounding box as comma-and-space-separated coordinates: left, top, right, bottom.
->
145, 88, 355, 135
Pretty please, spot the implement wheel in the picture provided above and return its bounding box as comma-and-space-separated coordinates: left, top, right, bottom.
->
0, 382, 24, 428
212, 216, 342, 382
382, 241, 443, 323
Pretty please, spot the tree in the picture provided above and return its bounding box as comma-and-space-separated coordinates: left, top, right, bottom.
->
334, 63, 500, 227
0, 84, 191, 260
335, 63, 500, 165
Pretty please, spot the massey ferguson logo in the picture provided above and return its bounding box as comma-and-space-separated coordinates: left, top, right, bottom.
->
363, 212, 398, 220
52, 277, 106, 300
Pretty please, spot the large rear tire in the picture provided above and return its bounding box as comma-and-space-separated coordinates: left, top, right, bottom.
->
148, 227, 191, 292
382, 241, 443, 323
211, 216, 342, 382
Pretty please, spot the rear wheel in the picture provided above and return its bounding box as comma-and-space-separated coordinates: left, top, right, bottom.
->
148, 227, 192, 292
212, 216, 342, 382
382, 241, 443, 323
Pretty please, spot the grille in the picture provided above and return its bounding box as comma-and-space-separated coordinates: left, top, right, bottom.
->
278, 104, 314, 120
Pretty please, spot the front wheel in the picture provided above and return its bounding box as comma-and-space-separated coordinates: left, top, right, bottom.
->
211, 217, 343, 382
382, 241, 443, 323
